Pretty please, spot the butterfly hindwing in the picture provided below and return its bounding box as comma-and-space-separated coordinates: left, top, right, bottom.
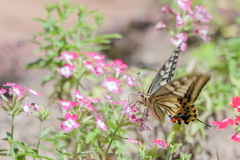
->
149, 104, 165, 123
147, 47, 181, 95
148, 75, 210, 124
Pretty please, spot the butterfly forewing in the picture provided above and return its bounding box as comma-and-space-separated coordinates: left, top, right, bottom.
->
147, 47, 181, 95
149, 75, 210, 102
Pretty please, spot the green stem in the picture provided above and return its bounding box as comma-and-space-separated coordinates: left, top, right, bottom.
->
10, 116, 15, 159
73, 128, 80, 160
105, 126, 119, 156
37, 121, 43, 154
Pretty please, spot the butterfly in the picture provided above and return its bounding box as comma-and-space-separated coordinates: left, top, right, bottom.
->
141, 48, 211, 126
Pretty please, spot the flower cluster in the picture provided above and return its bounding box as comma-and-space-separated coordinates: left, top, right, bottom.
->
156, 0, 212, 51
59, 90, 110, 132
119, 99, 151, 131
81, 51, 139, 93
56, 51, 139, 94
153, 138, 169, 148
211, 97, 240, 142
128, 137, 168, 148
1, 82, 42, 116
56, 51, 79, 78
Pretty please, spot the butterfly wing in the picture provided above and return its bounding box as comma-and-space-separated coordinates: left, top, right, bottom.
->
148, 103, 165, 123
147, 46, 181, 95
149, 75, 210, 102
149, 75, 210, 124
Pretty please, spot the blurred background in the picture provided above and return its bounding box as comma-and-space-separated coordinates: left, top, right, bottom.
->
0, 0, 240, 159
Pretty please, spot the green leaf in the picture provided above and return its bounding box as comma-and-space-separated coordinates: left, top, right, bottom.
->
42, 75, 54, 85
25, 59, 47, 69
156, 151, 163, 158
97, 33, 122, 39
6, 132, 12, 140
55, 6, 63, 20
41, 127, 53, 138
56, 149, 73, 157
15, 141, 36, 154
85, 128, 100, 144
0, 149, 9, 152
33, 18, 46, 23
41, 138, 56, 141
1, 105, 9, 112
216, 149, 220, 160
92, 142, 105, 158
1, 95, 11, 108
106, 121, 117, 130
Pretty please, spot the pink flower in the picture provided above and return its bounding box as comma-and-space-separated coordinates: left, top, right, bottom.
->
120, 99, 135, 116
235, 116, 240, 125
112, 59, 127, 70
78, 98, 98, 112
175, 13, 185, 28
0, 88, 6, 95
105, 59, 127, 77
91, 98, 101, 103
123, 75, 139, 87
153, 139, 169, 148
119, 99, 138, 123
161, 5, 175, 14
128, 138, 139, 144
57, 100, 78, 109
102, 93, 120, 104
192, 5, 212, 23
175, 0, 192, 11
195, 28, 211, 43
74, 90, 87, 101
22, 103, 31, 116
81, 51, 105, 60
231, 133, 240, 142
171, 32, 188, 51
136, 118, 152, 131
24, 87, 42, 96
3, 82, 17, 87
9, 84, 24, 98
61, 113, 80, 132
230, 97, 240, 112
57, 64, 75, 78
31, 103, 40, 112
86, 103, 98, 112
56, 51, 79, 64
102, 77, 121, 93
95, 60, 106, 67
88, 52, 105, 60
84, 61, 95, 72
211, 118, 234, 130
95, 115, 108, 131
155, 22, 166, 30
97, 112, 108, 123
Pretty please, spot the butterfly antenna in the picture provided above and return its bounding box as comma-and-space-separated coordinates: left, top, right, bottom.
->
137, 72, 145, 94
196, 118, 211, 128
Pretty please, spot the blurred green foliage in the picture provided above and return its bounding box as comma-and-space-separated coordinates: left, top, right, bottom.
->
27, 0, 121, 100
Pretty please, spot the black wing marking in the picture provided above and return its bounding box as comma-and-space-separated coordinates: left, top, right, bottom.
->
147, 46, 181, 95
